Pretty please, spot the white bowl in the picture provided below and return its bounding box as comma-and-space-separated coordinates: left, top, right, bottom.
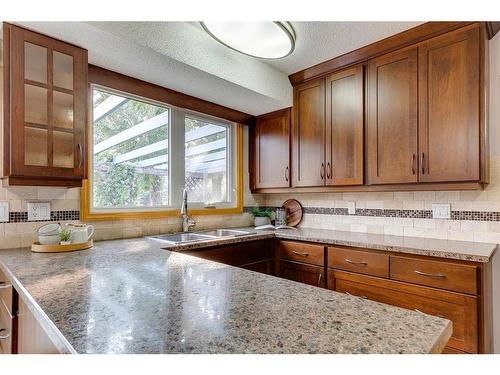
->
38, 233, 61, 245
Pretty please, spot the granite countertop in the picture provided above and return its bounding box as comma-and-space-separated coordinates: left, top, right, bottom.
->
159, 226, 497, 262
0, 237, 452, 354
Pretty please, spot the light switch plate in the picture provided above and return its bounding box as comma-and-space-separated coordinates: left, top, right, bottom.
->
347, 201, 356, 215
432, 203, 451, 219
0, 202, 9, 222
27, 202, 51, 221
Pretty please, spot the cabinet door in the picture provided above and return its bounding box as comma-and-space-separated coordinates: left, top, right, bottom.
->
367, 48, 418, 184
292, 79, 326, 187
418, 27, 481, 182
253, 108, 291, 188
279, 260, 325, 288
325, 66, 364, 186
331, 270, 478, 353
8, 24, 87, 181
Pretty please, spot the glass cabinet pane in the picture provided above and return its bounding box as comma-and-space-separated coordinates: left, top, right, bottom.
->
25, 84, 47, 124
25, 127, 48, 166
24, 42, 47, 84
53, 51, 73, 90
53, 91, 74, 128
53, 131, 74, 168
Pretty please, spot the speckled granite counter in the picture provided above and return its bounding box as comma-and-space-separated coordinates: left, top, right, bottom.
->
160, 227, 497, 262
0, 237, 452, 354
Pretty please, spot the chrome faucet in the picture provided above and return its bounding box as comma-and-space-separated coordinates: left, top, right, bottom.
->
180, 189, 196, 232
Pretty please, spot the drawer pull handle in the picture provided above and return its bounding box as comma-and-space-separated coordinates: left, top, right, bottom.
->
292, 251, 309, 257
345, 291, 367, 299
318, 273, 323, 287
0, 282, 11, 289
345, 259, 368, 266
0, 329, 10, 340
414, 270, 446, 279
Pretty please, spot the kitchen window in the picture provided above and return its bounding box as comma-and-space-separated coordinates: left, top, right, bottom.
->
82, 83, 242, 220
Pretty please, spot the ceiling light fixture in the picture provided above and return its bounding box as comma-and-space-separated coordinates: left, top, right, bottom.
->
200, 21, 296, 59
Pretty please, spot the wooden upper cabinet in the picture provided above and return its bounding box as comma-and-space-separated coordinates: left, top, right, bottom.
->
418, 26, 481, 182
325, 66, 364, 186
252, 108, 291, 189
367, 47, 418, 184
2, 23, 87, 186
292, 78, 326, 187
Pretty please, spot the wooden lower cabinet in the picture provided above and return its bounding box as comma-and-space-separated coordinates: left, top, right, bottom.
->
279, 260, 325, 288
241, 260, 273, 275
0, 301, 13, 354
329, 269, 478, 353
181, 239, 274, 275
17, 296, 60, 354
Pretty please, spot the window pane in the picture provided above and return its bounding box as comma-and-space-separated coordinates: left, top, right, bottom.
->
92, 88, 169, 210
185, 116, 229, 204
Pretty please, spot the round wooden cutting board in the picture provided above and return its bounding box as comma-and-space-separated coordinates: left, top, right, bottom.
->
282, 199, 304, 227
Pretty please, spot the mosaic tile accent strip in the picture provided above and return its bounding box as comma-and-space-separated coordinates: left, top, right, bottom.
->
244, 207, 500, 222
8, 210, 80, 223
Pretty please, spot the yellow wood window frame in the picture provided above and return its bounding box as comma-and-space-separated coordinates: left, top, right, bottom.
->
81, 120, 244, 222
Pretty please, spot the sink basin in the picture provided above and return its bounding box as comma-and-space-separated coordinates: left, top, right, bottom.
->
149, 233, 215, 244
200, 229, 255, 238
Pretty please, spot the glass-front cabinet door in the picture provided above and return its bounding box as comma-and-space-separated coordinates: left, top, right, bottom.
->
7, 24, 87, 185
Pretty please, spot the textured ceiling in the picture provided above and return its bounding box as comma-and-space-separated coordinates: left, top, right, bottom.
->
263, 22, 423, 74
16, 21, 423, 116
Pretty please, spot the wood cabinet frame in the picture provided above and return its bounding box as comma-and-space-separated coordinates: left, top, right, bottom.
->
2, 22, 88, 187
251, 108, 291, 189
251, 22, 488, 194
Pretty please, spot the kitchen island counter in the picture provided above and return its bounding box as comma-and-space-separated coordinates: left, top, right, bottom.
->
0, 237, 452, 354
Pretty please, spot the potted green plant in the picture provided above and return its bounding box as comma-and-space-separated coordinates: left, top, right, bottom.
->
60, 228, 72, 245
251, 207, 273, 227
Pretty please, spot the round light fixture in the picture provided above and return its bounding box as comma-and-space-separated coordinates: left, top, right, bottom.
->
200, 21, 295, 59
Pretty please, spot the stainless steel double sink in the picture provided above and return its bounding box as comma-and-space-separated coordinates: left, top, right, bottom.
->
148, 229, 255, 245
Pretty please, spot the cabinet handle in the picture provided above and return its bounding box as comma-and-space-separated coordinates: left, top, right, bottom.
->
77, 143, 83, 168
414, 270, 446, 279
284, 166, 289, 182
326, 162, 331, 179
411, 153, 416, 175
320, 163, 325, 179
344, 259, 368, 266
318, 272, 323, 287
421, 153, 425, 174
0, 329, 10, 340
292, 251, 309, 257
346, 291, 367, 299
0, 282, 11, 289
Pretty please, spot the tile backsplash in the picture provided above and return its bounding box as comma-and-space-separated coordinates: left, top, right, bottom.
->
0, 185, 255, 249
257, 156, 500, 245
4, 157, 500, 249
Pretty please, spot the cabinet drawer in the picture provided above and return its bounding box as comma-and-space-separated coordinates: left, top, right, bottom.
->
328, 246, 389, 278
280, 260, 325, 288
0, 267, 13, 315
279, 241, 325, 266
390, 256, 478, 295
331, 270, 477, 353
0, 301, 13, 354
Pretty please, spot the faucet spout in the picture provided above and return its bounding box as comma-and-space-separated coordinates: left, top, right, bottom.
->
180, 189, 195, 232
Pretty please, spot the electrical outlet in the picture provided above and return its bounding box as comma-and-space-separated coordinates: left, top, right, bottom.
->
0, 202, 9, 222
27, 202, 51, 221
432, 203, 451, 219
346, 201, 356, 215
